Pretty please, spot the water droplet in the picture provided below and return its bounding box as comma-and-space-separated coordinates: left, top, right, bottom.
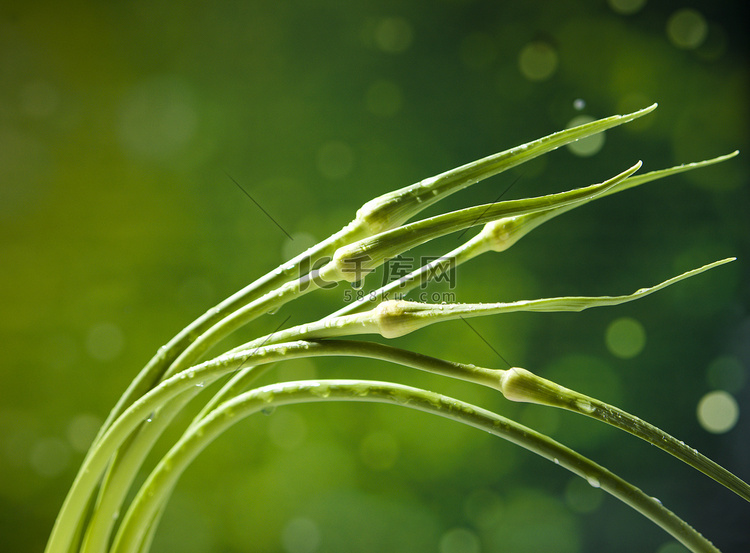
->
553, 458, 560, 465
266, 306, 280, 315
145, 413, 154, 423
195, 381, 205, 388
651, 496, 662, 505
575, 399, 595, 414
586, 475, 600, 488
261, 406, 276, 416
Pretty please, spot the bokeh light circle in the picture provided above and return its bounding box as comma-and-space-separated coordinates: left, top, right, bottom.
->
697, 391, 739, 434
565, 476, 604, 513
374, 17, 413, 53
439, 527, 481, 553
30, 437, 71, 478
566, 115, 606, 157
118, 76, 197, 160
282, 517, 321, 553
608, 0, 647, 15
359, 431, 400, 471
605, 317, 646, 359
667, 9, 708, 50
518, 42, 558, 82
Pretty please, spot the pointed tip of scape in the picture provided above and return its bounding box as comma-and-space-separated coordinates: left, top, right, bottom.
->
621, 103, 657, 123
635, 103, 658, 116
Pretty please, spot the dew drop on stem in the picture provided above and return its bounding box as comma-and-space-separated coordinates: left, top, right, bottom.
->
586, 475, 601, 488
575, 399, 595, 414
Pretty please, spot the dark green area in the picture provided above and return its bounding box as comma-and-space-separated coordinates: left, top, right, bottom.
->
1, 1, 747, 551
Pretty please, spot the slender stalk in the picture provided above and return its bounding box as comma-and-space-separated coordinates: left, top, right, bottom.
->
353, 104, 657, 232
499, 367, 750, 501
78, 274, 340, 553
192, 258, 733, 455
328, 151, 739, 318
112, 379, 720, 553
90, 228, 358, 448
91, 106, 661, 447
81, 115, 667, 542
194, 154, 721, 417
226, 258, 732, 349
318, 162, 642, 282
44, 103, 741, 553
44, 340, 499, 553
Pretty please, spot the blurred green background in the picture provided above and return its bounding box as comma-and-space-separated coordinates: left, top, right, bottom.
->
1, 0, 748, 552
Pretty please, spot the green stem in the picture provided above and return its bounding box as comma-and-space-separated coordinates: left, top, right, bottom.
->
44, 340, 497, 553
76, 266, 342, 553
79, 268, 352, 551
228, 259, 732, 348
192, 257, 732, 443
112, 379, 720, 553
327, 151, 739, 318
90, 226, 359, 449
354, 104, 656, 232
499, 367, 750, 501
92, 107, 664, 448
319, 162, 642, 282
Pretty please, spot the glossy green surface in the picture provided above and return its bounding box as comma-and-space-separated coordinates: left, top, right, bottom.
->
2, 1, 747, 552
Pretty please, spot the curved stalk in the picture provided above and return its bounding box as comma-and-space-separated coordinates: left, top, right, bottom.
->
318, 162, 642, 283
44, 103, 741, 553
92, 107, 660, 448
85, 145, 711, 553
191, 155, 730, 420
112, 379, 720, 553
328, 151, 738, 317
228, 258, 732, 349
46, 340, 500, 553
498, 367, 750, 501
90, 228, 356, 449
353, 104, 656, 232
80, 272, 339, 553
